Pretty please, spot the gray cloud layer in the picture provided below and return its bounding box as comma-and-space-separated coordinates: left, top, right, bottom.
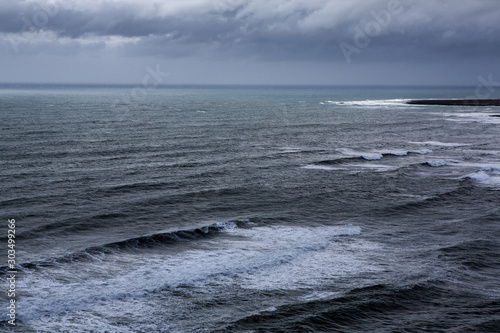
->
1, 0, 499, 85
2, 0, 500, 63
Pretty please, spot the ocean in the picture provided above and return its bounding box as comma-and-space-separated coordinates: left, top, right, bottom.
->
1, 84, 499, 332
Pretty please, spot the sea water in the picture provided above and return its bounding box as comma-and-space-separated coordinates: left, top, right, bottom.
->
1, 84, 499, 332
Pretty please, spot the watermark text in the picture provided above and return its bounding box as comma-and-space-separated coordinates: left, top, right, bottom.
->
6, 219, 17, 326
340, 0, 403, 64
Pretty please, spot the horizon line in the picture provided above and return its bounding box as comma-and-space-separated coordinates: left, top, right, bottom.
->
0, 82, 480, 89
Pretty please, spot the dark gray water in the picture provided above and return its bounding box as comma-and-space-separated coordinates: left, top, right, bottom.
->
1, 85, 500, 332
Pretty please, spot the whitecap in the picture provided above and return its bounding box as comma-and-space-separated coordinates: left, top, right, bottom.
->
301, 164, 342, 171
337, 148, 383, 160
426, 160, 448, 167
381, 150, 409, 156
361, 153, 384, 160
465, 171, 500, 187
409, 141, 471, 147
408, 149, 433, 155
338, 148, 431, 161
343, 163, 398, 172
18, 223, 367, 322
326, 99, 409, 107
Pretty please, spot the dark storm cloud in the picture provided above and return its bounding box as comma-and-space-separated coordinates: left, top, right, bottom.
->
1, 0, 500, 63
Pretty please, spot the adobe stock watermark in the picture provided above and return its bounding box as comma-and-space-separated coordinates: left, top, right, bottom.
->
110, 64, 169, 116
467, 74, 500, 99
3, 2, 60, 53
340, 0, 404, 64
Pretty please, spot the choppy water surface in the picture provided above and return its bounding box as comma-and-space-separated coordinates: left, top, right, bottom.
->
1, 85, 499, 332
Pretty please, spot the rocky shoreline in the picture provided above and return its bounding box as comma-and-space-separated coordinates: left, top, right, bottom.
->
407, 99, 500, 106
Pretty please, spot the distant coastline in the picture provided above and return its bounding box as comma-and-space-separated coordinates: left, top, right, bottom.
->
407, 99, 500, 106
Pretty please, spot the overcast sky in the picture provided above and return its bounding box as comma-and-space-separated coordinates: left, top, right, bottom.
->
1, 0, 499, 85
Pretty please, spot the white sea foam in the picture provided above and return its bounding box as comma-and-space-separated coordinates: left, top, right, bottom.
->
465, 171, 500, 187
426, 160, 448, 167
443, 112, 500, 124
338, 148, 431, 160
408, 149, 433, 155
338, 148, 383, 160
381, 150, 409, 156
326, 99, 409, 107
302, 164, 341, 171
262, 307, 278, 312
361, 153, 384, 160
223, 224, 381, 291
409, 141, 471, 147
302, 148, 435, 173
343, 163, 399, 172
300, 291, 342, 301
19, 223, 369, 324
278, 146, 303, 153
